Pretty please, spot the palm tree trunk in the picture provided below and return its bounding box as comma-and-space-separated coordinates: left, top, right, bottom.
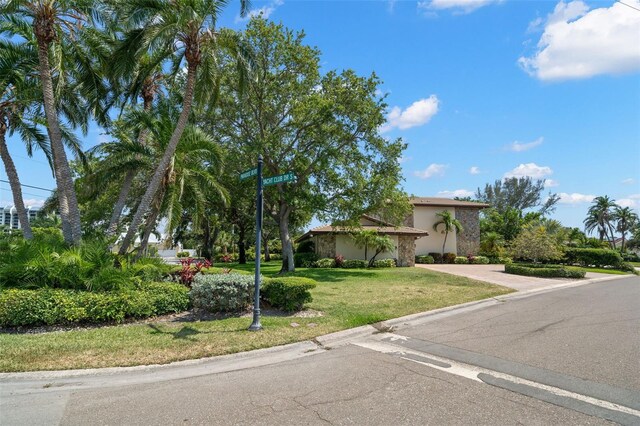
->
118, 64, 198, 255
442, 233, 448, 263
136, 201, 161, 259
36, 40, 82, 245
0, 130, 33, 240
105, 96, 153, 238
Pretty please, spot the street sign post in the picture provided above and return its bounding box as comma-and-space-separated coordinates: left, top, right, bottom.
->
239, 162, 296, 332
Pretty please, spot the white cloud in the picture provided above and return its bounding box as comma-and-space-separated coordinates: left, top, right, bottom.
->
558, 192, 595, 204
437, 189, 474, 198
544, 179, 559, 188
504, 163, 553, 179
621, 178, 636, 185
469, 166, 481, 175
235, 0, 283, 23
381, 95, 439, 132
414, 163, 448, 179
0, 199, 46, 208
629, 194, 640, 200
617, 198, 637, 208
398, 155, 413, 164
419, 0, 501, 13
519, 0, 640, 81
506, 137, 544, 152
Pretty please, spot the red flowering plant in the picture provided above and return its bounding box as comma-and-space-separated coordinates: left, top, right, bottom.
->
176, 258, 212, 286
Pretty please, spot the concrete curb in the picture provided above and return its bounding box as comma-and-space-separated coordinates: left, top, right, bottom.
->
0, 274, 631, 381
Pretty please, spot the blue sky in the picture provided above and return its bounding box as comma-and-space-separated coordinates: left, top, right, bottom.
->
2, 0, 639, 230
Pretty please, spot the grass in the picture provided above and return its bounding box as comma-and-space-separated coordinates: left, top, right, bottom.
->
629, 261, 640, 267
0, 263, 513, 372
578, 267, 630, 275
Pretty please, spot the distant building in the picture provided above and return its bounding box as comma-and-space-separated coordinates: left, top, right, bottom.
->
1, 205, 41, 230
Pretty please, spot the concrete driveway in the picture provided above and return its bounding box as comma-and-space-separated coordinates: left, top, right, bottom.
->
416, 263, 614, 291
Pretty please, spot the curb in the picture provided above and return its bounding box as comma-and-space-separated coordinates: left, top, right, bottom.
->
0, 274, 631, 381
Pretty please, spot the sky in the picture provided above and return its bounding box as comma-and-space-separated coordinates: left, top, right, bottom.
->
2, 0, 640, 231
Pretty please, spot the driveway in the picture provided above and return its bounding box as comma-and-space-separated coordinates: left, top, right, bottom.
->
416, 264, 614, 291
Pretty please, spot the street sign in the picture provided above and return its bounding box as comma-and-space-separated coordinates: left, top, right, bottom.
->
239, 168, 258, 180
263, 172, 296, 187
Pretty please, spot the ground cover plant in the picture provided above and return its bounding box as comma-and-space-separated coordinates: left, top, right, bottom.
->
0, 262, 512, 372
505, 263, 585, 279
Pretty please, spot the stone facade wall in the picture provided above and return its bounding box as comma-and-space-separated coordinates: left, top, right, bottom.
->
455, 208, 481, 255
315, 234, 336, 258
403, 212, 414, 227
397, 235, 416, 267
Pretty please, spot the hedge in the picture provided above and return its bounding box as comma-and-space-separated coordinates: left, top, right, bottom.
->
342, 259, 367, 269
0, 282, 190, 327
314, 258, 336, 268
293, 252, 318, 268
190, 273, 254, 313
563, 248, 623, 268
262, 277, 316, 312
505, 263, 585, 279
415, 255, 434, 264
443, 253, 457, 264
372, 258, 396, 268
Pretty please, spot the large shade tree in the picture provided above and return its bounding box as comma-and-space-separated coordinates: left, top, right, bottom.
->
211, 19, 410, 272
115, 0, 250, 255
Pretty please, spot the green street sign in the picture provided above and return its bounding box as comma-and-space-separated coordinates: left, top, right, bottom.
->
239, 168, 258, 180
263, 172, 296, 187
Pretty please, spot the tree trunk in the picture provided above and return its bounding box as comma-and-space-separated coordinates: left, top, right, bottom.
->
36, 39, 82, 245
238, 226, 246, 264
136, 201, 161, 260
105, 96, 152, 238
118, 64, 198, 255
0, 130, 34, 239
278, 208, 295, 273
263, 235, 270, 262
441, 232, 448, 263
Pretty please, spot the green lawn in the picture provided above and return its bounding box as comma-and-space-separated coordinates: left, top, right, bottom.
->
0, 263, 512, 372
578, 267, 630, 275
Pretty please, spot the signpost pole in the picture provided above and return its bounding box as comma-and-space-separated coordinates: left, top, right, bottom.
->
248, 155, 263, 331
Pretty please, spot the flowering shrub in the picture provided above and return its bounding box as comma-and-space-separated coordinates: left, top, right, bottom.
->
334, 254, 345, 268
189, 273, 255, 313
176, 258, 211, 286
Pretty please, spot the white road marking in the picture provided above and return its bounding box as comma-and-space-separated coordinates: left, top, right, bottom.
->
352, 336, 640, 418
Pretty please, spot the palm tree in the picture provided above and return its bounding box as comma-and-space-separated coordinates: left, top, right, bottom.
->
1, 1, 107, 244
114, 0, 251, 255
584, 196, 618, 249
613, 206, 638, 253
433, 210, 463, 261
352, 230, 377, 261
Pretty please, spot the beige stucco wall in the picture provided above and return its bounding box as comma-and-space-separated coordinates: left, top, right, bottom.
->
413, 206, 458, 255
335, 234, 398, 261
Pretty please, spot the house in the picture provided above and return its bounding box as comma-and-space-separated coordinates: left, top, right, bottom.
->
296, 197, 489, 267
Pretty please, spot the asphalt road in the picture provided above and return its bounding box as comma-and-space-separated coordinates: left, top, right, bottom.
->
2, 276, 639, 425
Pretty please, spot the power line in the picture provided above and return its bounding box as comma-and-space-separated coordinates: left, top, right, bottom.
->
0, 179, 54, 192
0, 187, 48, 199
619, 1, 640, 12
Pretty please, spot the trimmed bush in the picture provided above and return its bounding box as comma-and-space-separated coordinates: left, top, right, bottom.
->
314, 258, 337, 268
342, 259, 367, 269
293, 252, 318, 268
443, 253, 457, 264
0, 282, 189, 327
190, 273, 255, 313
563, 248, 623, 268
415, 255, 434, 264
621, 252, 640, 262
454, 256, 468, 264
262, 277, 316, 312
372, 258, 396, 268
176, 251, 190, 258
428, 252, 442, 263
471, 256, 490, 265
618, 262, 639, 274
505, 263, 585, 279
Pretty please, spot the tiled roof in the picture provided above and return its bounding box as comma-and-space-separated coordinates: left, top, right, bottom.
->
410, 197, 490, 208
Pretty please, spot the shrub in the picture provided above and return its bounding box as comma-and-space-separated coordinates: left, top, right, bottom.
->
296, 240, 315, 253
618, 262, 639, 275
621, 252, 640, 262
505, 263, 585, 279
428, 252, 442, 263
174, 258, 211, 286
293, 252, 318, 268
268, 253, 282, 261
563, 248, 623, 268
0, 282, 189, 327
443, 253, 457, 264
372, 258, 396, 268
342, 259, 367, 268
314, 258, 336, 268
454, 256, 468, 264
176, 251, 190, 258
415, 255, 434, 264
498, 256, 513, 265
334, 254, 345, 268
189, 273, 255, 313
262, 277, 316, 312
472, 256, 490, 265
